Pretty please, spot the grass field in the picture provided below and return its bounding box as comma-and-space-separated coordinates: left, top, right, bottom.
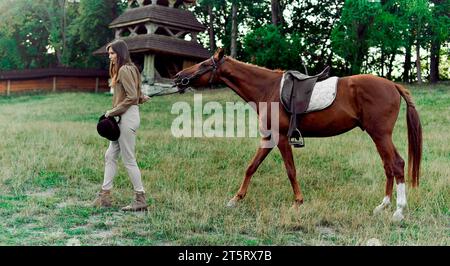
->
0, 83, 448, 246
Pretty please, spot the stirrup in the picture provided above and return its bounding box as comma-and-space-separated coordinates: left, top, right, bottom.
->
288, 128, 305, 148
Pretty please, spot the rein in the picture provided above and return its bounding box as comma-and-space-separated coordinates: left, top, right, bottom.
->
149, 86, 194, 97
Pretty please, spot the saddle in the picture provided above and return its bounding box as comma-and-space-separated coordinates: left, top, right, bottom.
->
280, 66, 331, 148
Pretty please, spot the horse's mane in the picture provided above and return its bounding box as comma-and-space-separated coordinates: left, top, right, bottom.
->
226, 56, 284, 74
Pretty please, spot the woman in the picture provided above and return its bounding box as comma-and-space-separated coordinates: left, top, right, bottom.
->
93, 39, 150, 211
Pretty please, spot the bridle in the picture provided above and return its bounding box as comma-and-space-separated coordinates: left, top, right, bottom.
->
174, 56, 226, 91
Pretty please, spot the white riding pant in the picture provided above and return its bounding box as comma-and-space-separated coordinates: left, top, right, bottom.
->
102, 105, 144, 192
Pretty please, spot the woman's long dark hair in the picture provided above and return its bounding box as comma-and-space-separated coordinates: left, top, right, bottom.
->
107, 39, 141, 86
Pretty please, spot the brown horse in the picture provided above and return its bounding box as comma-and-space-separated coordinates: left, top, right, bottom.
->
174, 48, 422, 221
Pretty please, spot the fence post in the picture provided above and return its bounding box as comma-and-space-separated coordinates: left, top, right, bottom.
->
95, 77, 99, 93
53, 77, 56, 92
7, 80, 10, 96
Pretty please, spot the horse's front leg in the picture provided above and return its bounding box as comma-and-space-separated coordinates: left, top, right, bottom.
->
226, 141, 273, 208
277, 135, 304, 208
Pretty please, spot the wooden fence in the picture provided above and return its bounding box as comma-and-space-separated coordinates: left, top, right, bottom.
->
0, 68, 110, 95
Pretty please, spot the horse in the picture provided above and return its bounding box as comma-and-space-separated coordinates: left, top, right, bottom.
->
173, 48, 422, 221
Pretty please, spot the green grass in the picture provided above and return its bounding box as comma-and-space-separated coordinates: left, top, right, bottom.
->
0, 83, 448, 246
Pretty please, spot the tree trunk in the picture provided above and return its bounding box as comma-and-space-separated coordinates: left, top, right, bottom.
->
416, 43, 422, 84
403, 43, 411, 83
111, 0, 119, 21
380, 48, 384, 77
62, 0, 67, 66
353, 23, 369, 75
271, 0, 280, 26
208, 5, 216, 53
230, 2, 238, 58
327, 50, 334, 70
430, 38, 440, 83
56, 50, 63, 67
387, 52, 395, 80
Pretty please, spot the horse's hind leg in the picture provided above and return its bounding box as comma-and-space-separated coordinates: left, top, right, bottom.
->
226, 143, 273, 207
370, 133, 406, 221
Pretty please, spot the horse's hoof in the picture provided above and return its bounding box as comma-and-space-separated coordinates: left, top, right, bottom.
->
373, 206, 383, 215
392, 210, 404, 222
226, 198, 239, 208
291, 199, 303, 210
373, 205, 387, 215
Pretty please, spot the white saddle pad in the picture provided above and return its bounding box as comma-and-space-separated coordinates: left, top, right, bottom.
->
306, 76, 339, 113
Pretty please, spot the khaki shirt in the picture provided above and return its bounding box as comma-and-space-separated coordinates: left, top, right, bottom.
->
108, 64, 142, 117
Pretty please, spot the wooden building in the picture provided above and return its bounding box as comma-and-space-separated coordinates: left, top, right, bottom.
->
0, 68, 109, 95
94, 0, 210, 92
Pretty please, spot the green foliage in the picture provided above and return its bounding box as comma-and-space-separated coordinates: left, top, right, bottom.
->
429, 0, 450, 44
288, 0, 344, 75
193, 0, 271, 57
331, 0, 382, 74
0, 0, 54, 70
66, 0, 117, 68
0, 0, 120, 70
365, 1, 409, 77
0, 0, 448, 80
0, 37, 24, 70
370, 8, 406, 54
242, 24, 302, 70
403, 0, 433, 45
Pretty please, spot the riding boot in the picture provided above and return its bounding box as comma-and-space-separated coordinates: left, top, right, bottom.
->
92, 189, 112, 208
121, 191, 148, 212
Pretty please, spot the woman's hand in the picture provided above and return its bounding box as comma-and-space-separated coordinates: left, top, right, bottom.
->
105, 110, 112, 117
140, 95, 151, 104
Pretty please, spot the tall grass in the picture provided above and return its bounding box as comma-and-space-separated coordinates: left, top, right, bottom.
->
0, 84, 448, 245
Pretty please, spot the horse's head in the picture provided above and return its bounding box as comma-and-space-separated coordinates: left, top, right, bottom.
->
173, 48, 225, 93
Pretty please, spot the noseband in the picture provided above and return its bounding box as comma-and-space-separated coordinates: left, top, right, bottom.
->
176, 56, 225, 88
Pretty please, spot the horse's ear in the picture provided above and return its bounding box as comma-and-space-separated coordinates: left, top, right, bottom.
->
214, 48, 225, 61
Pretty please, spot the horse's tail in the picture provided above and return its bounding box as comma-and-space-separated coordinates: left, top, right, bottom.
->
395, 84, 422, 187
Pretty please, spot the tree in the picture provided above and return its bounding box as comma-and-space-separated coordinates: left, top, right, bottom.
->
0, 37, 23, 70
193, 0, 270, 58
193, 0, 228, 52
243, 24, 302, 71
29, 0, 76, 67
0, 0, 27, 70
331, 0, 382, 74
0, 0, 124, 70
0, 0, 58, 69
271, 0, 282, 26
289, 0, 344, 75
67, 0, 119, 68
429, 0, 450, 83
207, 4, 216, 52
230, 0, 238, 58
369, 1, 407, 79
403, 0, 432, 84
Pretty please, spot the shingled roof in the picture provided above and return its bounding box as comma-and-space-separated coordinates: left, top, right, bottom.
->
110, 4, 206, 32
94, 34, 210, 60
0, 68, 108, 81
